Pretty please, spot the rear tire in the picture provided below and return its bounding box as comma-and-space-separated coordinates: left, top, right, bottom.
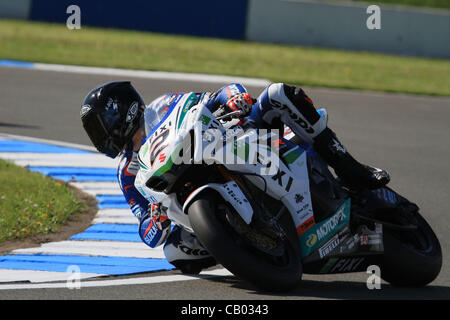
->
188, 190, 303, 292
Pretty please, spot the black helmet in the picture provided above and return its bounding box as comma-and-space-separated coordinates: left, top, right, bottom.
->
80, 81, 145, 158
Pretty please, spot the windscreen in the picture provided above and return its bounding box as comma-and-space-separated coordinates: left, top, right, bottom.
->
144, 94, 173, 135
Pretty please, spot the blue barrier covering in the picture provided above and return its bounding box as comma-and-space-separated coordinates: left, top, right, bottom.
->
0, 140, 90, 154
0, 60, 35, 68
70, 223, 141, 242
96, 195, 129, 209
29, 0, 248, 39
0, 137, 178, 279
27, 166, 117, 182
70, 231, 141, 242
84, 223, 138, 233
0, 254, 173, 275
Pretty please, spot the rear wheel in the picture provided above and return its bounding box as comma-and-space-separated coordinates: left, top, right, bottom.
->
188, 190, 303, 292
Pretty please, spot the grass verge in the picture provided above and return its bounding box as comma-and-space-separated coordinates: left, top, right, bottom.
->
0, 19, 449, 96
0, 158, 96, 249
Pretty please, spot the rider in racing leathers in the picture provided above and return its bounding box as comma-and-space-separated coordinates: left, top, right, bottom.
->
80, 81, 390, 273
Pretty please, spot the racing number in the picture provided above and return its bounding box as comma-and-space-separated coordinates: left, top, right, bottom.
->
149, 128, 170, 166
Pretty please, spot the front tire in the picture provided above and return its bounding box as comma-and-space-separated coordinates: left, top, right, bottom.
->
188, 190, 302, 292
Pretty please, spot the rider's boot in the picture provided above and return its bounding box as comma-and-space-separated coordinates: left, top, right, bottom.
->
312, 127, 390, 190
257, 83, 390, 190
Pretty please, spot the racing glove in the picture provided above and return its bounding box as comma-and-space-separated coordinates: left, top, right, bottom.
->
224, 93, 254, 118
139, 203, 171, 248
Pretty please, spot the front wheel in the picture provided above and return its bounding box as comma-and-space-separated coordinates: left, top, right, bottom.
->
188, 190, 303, 292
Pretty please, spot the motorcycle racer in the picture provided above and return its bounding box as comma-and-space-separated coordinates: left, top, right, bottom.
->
80, 81, 390, 274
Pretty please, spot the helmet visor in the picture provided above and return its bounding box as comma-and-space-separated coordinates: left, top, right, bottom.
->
83, 113, 125, 158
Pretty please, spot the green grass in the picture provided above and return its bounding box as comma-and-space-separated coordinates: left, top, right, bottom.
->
0, 159, 86, 246
0, 19, 449, 96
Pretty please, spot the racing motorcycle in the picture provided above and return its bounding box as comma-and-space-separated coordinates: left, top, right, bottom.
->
134, 92, 442, 292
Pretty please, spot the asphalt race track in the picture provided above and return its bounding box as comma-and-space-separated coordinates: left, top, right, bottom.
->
0, 66, 449, 300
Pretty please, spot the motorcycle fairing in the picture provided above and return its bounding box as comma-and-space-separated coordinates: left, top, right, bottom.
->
135, 94, 384, 272
136, 96, 317, 237
135, 92, 200, 203
182, 182, 254, 224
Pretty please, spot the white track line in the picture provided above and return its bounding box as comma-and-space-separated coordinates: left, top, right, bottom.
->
70, 182, 122, 189
92, 217, 138, 224
12, 240, 164, 259
93, 209, 139, 224
94, 208, 137, 218
0, 155, 117, 168
0, 153, 117, 168
69, 182, 122, 195
32, 62, 271, 87
0, 268, 233, 290
0, 270, 105, 284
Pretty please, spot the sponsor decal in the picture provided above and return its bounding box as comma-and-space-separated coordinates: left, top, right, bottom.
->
271, 169, 294, 192
319, 257, 365, 274
296, 216, 315, 235
172, 241, 209, 256
329, 257, 365, 273
331, 138, 347, 154
306, 234, 317, 247
126, 101, 139, 123
149, 129, 170, 167
80, 104, 91, 118
299, 199, 350, 258
224, 183, 248, 206
360, 235, 369, 245
121, 153, 140, 176
159, 153, 167, 163
270, 98, 314, 134
296, 206, 312, 221
200, 114, 211, 126
295, 193, 304, 203
177, 93, 199, 129
226, 84, 241, 98
144, 223, 158, 241
318, 234, 340, 258
272, 139, 285, 148
316, 205, 346, 241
